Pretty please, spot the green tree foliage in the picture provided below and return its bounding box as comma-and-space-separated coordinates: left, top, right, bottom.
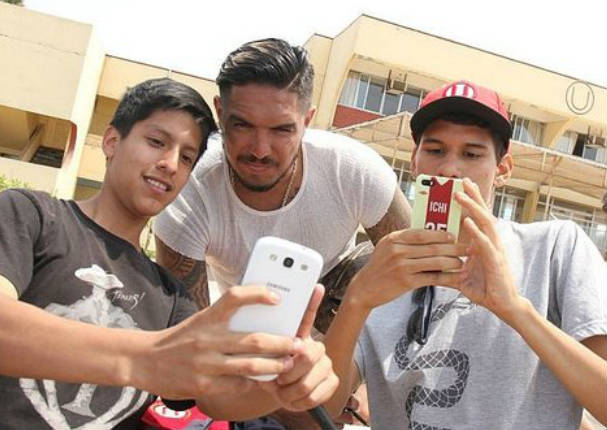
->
1, 0, 24, 6
0, 175, 30, 192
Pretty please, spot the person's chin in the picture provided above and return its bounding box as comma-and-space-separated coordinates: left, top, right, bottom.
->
135, 196, 170, 218
237, 174, 278, 192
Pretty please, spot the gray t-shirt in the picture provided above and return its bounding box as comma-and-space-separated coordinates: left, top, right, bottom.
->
355, 219, 607, 430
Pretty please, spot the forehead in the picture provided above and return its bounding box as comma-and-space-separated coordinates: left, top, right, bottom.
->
421, 119, 494, 147
222, 83, 304, 124
133, 110, 202, 149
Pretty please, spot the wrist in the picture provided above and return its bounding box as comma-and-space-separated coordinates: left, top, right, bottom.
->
116, 329, 156, 390
342, 280, 373, 318
499, 296, 535, 332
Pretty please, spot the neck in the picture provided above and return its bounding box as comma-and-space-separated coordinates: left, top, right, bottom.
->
231, 148, 303, 211
76, 186, 148, 249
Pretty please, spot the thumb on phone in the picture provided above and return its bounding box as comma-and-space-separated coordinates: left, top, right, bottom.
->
296, 284, 325, 339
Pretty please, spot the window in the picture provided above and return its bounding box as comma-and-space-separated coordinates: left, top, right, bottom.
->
492, 187, 525, 222
572, 134, 607, 164
382, 92, 400, 116
583, 145, 607, 164
355, 75, 369, 109
582, 145, 598, 161
31, 147, 64, 168
338, 71, 426, 116
400, 88, 424, 113
365, 78, 384, 112
338, 72, 360, 106
511, 115, 545, 146
555, 131, 577, 154
385, 157, 415, 203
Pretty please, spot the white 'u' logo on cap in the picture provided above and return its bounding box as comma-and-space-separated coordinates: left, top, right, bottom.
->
444, 83, 475, 99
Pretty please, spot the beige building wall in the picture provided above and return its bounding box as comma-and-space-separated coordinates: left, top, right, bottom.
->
75, 57, 219, 185
303, 34, 333, 113
0, 3, 105, 198
311, 15, 606, 133
303, 15, 606, 255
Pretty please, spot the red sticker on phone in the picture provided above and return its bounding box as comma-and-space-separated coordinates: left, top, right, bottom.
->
425, 177, 453, 231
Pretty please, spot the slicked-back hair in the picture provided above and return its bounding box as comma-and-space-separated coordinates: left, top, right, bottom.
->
424, 112, 509, 162
216, 38, 314, 110
110, 78, 217, 162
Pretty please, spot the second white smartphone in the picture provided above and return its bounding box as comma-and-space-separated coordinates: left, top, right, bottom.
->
228, 236, 323, 380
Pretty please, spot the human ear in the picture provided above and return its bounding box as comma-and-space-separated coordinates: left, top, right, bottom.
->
303, 107, 316, 127
494, 153, 513, 187
410, 145, 419, 179
213, 95, 225, 132
101, 126, 121, 161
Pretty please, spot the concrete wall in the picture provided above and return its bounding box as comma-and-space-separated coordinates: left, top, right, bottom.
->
97, 57, 218, 113
0, 157, 58, 193
303, 34, 333, 114
0, 3, 96, 120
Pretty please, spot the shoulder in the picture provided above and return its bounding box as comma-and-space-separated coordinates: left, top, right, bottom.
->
303, 129, 383, 160
499, 219, 596, 263
501, 219, 580, 242
0, 188, 62, 218
303, 129, 392, 180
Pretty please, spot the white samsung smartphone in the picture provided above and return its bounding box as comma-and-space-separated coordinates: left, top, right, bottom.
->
228, 236, 323, 381
411, 174, 463, 240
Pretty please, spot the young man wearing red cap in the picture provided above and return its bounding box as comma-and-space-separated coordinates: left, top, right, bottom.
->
323, 80, 607, 429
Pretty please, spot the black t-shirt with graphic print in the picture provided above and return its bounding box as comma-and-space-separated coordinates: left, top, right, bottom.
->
0, 189, 198, 429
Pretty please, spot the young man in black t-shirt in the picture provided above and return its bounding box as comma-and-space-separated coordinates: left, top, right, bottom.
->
0, 78, 337, 429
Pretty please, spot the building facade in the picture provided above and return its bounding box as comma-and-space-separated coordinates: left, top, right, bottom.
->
1, 5, 605, 256
303, 15, 607, 256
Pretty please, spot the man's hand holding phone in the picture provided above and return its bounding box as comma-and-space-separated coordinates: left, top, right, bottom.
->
144, 285, 303, 401
259, 284, 339, 412
345, 175, 468, 312
345, 229, 466, 312
224, 237, 339, 413
454, 177, 524, 324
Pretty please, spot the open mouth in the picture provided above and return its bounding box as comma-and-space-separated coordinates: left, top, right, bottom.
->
144, 176, 172, 192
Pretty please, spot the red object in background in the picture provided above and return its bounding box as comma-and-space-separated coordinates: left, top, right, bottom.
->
140, 399, 229, 430
332, 105, 381, 128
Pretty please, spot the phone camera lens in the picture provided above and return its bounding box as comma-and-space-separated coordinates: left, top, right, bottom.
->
421, 179, 432, 186
283, 257, 294, 268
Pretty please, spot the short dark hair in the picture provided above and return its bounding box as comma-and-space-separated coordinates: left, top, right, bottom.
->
422, 112, 509, 161
110, 78, 217, 161
216, 38, 314, 110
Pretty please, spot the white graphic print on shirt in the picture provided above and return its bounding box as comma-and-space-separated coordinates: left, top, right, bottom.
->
19, 265, 149, 429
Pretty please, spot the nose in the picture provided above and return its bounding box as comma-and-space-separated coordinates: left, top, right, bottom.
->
248, 129, 272, 159
157, 147, 180, 174
435, 153, 463, 178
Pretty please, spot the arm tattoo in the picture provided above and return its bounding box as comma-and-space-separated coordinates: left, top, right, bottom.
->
365, 188, 412, 245
155, 236, 210, 309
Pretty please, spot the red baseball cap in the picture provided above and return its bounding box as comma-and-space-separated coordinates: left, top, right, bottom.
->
410, 80, 512, 149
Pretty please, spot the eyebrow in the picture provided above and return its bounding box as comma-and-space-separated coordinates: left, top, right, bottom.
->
421, 137, 444, 145
464, 142, 490, 150
145, 124, 198, 153
421, 138, 490, 149
144, 124, 172, 138
228, 114, 252, 126
229, 114, 296, 130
